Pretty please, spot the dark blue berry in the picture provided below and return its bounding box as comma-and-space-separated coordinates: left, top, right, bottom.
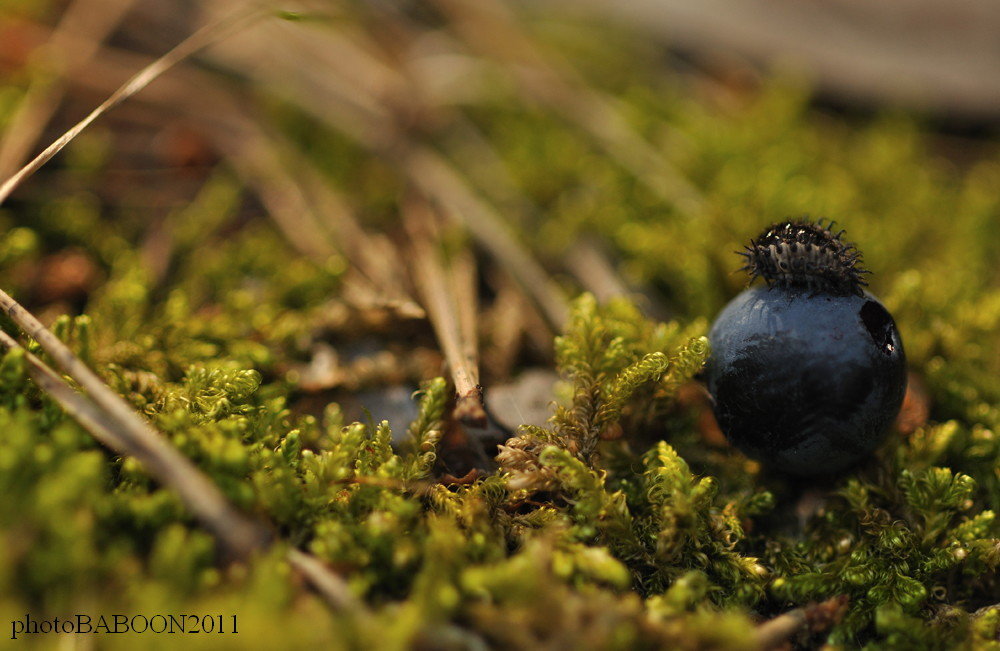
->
705, 221, 906, 475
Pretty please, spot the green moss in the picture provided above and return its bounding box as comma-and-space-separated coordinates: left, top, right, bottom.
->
0, 7, 998, 648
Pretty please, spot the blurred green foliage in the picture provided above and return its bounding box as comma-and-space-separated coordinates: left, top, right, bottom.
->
0, 6, 998, 649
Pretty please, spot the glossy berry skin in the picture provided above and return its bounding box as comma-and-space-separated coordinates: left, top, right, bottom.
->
705, 285, 906, 475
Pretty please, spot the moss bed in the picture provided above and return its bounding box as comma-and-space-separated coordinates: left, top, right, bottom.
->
0, 3, 998, 649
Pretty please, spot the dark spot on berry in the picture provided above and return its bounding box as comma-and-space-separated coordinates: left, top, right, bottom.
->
860, 300, 897, 355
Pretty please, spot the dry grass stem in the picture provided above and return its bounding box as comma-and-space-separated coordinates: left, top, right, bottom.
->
430, 0, 705, 214
0, 330, 129, 450
290, 153, 424, 316
20, 27, 424, 317
218, 123, 421, 315
195, 7, 571, 329
753, 596, 849, 649
754, 606, 807, 649
0, 289, 271, 557
480, 277, 528, 381
0, 3, 265, 205
286, 549, 367, 615
449, 245, 482, 420
402, 148, 570, 331
0, 293, 364, 612
564, 236, 632, 303
0, 0, 135, 178
0, 7, 368, 609
404, 196, 486, 426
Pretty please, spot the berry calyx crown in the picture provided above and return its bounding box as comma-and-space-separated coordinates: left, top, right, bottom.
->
739, 219, 869, 295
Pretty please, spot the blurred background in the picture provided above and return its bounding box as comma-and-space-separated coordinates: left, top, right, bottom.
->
0, 0, 998, 437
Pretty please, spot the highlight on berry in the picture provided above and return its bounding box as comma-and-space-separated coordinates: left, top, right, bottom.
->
738, 219, 870, 295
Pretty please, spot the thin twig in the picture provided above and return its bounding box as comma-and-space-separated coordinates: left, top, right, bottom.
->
0, 4, 365, 609
564, 236, 633, 304
0, 291, 271, 557
0, 299, 364, 613
403, 196, 486, 426
0, 3, 265, 205
754, 596, 849, 650
286, 549, 364, 615
0, 330, 129, 450
197, 9, 571, 330
15, 26, 425, 318
402, 147, 570, 330
0, 0, 135, 178
754, 607, 807, 650
448, 245, 483, 423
